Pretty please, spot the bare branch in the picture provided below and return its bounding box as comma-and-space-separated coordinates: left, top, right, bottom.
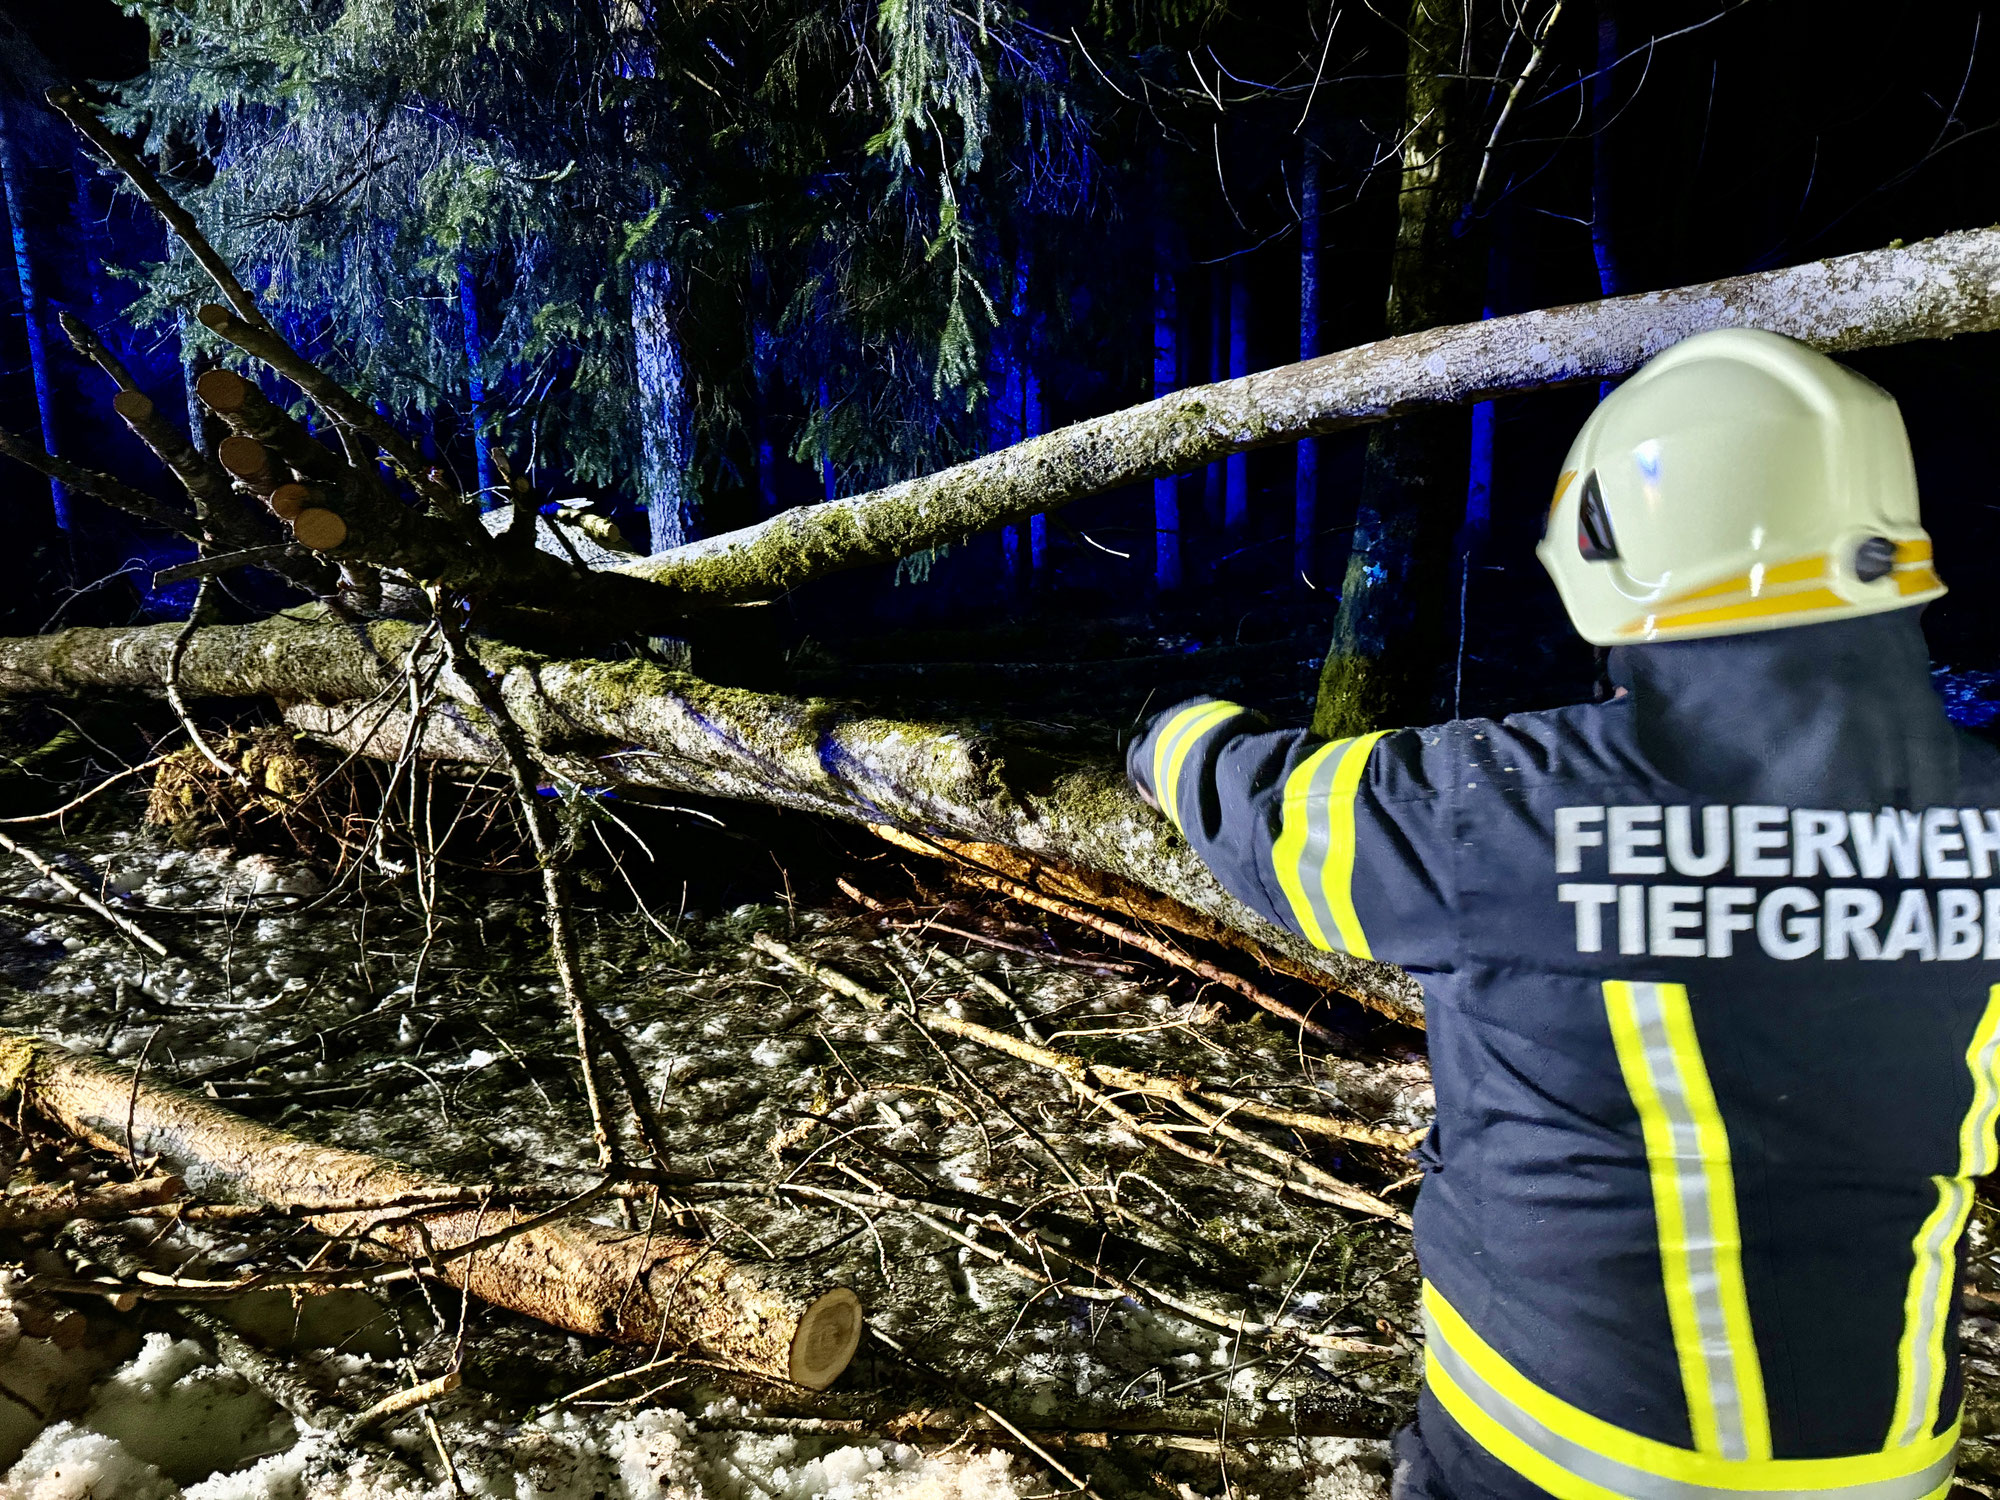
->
0, 426, 200, 542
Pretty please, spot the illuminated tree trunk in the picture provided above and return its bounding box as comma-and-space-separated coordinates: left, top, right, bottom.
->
1312, 0, 1481, 739
177, 310, 215, 458
458, 256, 498, 504
1152, 205, 1181, 592
751, 277, 779, 513
1295, 129, 1323, 587
1591, 1, 1628, 300
817, 377, 836, 501
633, 255, 698, 552
992, 260, 1045, 594
1204, 266, 1224, 533
1224, 271, 1250, 537
0, 98, 64, 531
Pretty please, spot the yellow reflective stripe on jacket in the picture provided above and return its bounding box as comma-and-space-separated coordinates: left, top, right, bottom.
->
1888, 984, 2000, 1449
1603, 981, 1770, 1462
1270, 730, 1389, 959
1150, 701, 1244, 835
1423, 1282, 1959, 1500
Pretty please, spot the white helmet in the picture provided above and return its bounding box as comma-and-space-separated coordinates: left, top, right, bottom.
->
1537, 327, 1943, 646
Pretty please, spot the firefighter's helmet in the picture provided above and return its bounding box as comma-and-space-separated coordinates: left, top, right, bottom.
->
1537, 327, 1942, 646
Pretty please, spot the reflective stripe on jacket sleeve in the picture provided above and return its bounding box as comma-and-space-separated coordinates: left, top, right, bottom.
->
1270, 729, 1390, 958
1149, 700, 1247, 835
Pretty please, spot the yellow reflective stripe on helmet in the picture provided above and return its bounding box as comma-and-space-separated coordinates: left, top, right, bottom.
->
1887, 984, 2000, 1449
1150, 701, 1244, 835
1603, 981, 1770, 1462
1270, 730, 1389, 958
1667, 555, 1830, 607
1620, 587, 1852, 638
1895, 567, 1943, 597
1615, 542, 1946, 640
1548, 469, 1579, 532
1423, 1281, 1960, 1500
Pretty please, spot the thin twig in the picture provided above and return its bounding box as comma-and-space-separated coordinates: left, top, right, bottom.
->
0, 752, 174, 825
0, 827, 170, 958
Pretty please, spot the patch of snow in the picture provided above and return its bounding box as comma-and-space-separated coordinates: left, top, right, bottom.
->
0, 1425, 180, 1500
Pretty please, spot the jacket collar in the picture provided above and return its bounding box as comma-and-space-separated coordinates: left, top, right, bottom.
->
1604, 609, 1959, 808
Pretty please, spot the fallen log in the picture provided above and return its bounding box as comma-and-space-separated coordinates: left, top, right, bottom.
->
0, 1027, 864, 1388
0, 611, 1422, 1022
618, 227, 2000, 611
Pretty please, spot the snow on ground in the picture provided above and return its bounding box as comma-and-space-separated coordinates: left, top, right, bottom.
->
0, 819, 1419, 1497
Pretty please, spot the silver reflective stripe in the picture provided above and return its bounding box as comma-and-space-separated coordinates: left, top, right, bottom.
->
1623, 980, 1758, 1459
1890, 989, 2000, 1447
1283, 739, 1355, 949
1425, 1310, 1957, 1500
1893, 1178, 1970, 1447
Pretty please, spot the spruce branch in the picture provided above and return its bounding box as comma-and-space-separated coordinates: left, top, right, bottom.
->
46, 88, 269, 334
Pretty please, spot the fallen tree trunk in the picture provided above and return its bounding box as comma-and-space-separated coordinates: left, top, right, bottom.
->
620, 227, 2000, 610
0, 1026, 864, 1388
0, 612, 1424, 1022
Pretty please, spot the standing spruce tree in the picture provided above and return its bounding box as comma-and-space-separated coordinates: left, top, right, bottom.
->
107, 0, 1112, 550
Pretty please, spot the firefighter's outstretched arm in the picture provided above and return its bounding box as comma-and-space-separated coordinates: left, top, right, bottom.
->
1126, 698, 1450, 969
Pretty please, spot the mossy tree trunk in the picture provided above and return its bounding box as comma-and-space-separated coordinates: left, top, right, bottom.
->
1312, 0, 1484, 740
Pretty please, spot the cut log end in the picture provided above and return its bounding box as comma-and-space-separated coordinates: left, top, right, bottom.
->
291, 508, 349, 551
790, 1287, 864, 1389
194, 367, 252, 414
110, 390, 155, 423
196, 303, 233, 334
216, 435, 271, 481
268, 483, 313, 521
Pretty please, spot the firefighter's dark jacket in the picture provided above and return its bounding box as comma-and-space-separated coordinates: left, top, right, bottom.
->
1127, 611, 2000, 1500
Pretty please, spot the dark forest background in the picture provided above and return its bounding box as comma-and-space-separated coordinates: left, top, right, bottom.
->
3, 0, 1999, 734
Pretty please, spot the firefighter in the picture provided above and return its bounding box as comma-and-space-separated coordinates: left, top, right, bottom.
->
1128, 327, 1997, 1500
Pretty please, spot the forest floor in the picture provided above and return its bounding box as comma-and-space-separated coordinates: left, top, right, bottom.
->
0, 781, 1433, 1500
9, 677, 2000, 1499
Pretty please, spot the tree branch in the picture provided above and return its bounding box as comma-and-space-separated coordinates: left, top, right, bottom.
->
0, 427, 200, 542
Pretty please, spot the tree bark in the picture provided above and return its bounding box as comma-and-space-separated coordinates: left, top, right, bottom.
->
633, 256, 699, 553
458, 256, 498, 503
613, 226, 2000, 614
0, 94, 65, 533
0, 612, 1425, 1023
0, 1026, 864, 1388
1295, 126, 1323, 588
1312, 0, 1481, 739
1153, 205, 1182, 592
